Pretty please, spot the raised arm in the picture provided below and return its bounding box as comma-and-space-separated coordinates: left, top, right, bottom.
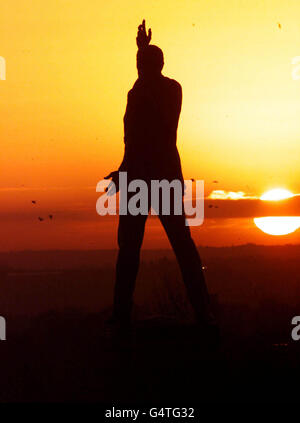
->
136, 19, 152, 49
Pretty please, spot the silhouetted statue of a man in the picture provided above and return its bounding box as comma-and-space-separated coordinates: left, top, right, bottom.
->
105, 20, 216, 335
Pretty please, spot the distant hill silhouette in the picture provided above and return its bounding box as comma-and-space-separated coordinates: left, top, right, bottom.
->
0, 244, 300, 402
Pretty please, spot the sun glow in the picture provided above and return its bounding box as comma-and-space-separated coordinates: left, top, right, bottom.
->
254, 217, 300, 236
260, 189, 294, 201
255, 189, 300, 235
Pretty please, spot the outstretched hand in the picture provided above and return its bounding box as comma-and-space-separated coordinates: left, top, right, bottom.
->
136, 19, 151, 49
104, 171, 119, 196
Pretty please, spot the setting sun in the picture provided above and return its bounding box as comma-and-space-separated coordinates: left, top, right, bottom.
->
254, 216, 300, 236
260, 189, 294, 201
255, 189, 300, 235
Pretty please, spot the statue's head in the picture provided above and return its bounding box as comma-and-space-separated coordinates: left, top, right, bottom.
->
137, 45, 164, 78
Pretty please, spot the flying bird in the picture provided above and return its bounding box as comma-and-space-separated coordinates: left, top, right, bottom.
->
49, 214, 53, 219
208, 205, 213, 208
32, 200, 36, 204
38, 217, 44, 221
277, 22, 281, 29
212, 180, 219, 183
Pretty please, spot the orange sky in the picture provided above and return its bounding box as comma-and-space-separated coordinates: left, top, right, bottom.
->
1, 0, 300, 249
